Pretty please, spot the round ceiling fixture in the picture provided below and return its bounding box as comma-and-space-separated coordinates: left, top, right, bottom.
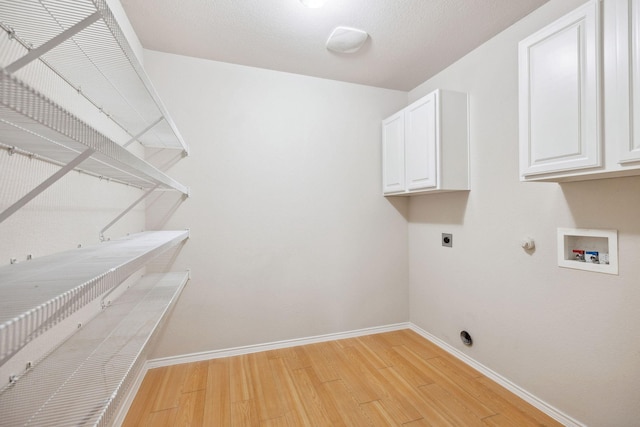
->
299, 0, 326, 8
326, 27, 369, 54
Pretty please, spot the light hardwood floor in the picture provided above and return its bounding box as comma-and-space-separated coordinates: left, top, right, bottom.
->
122, 329, 562, 426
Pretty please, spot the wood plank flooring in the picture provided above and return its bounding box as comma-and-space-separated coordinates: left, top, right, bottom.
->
122, 329, 562, 426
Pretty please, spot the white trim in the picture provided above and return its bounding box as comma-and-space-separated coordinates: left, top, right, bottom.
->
408, 323, 586, 427
147, 322, 410, 369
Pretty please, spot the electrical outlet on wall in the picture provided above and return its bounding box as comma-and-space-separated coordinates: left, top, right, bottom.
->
442, 233, 453, 247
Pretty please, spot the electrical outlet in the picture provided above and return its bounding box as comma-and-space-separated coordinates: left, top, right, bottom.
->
442, 233, 453, 247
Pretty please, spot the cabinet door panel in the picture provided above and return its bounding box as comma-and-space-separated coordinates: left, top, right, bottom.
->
529, 26, 581, 161
405, 93, 437, 190
519, 0, 601, 178
382, 112, 405, 194
617, 0, 640, 164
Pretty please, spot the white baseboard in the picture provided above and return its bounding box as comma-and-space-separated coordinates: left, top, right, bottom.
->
409, 323, 585, 427
113, 321, 584, 427
147, 322, 410, 369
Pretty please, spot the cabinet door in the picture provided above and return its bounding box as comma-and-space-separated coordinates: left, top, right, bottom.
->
519, 0, 601, 178
382, 111, 405, 194
616, 0, 640, 164
405, 92, 438, 190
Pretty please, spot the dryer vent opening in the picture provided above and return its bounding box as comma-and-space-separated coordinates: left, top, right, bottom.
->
460, 330, 473, 346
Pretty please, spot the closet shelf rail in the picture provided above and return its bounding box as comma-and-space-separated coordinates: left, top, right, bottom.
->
0, 0, 189, 154
0, 71, 189, 195
0, 272, 189, 427
0, 230, 189, 367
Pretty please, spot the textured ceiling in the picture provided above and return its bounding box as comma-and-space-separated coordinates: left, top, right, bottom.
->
120, 0, 549, 91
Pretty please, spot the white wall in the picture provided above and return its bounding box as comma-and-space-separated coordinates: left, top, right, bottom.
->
143, 51, 410, 357
407, 0, 640, 425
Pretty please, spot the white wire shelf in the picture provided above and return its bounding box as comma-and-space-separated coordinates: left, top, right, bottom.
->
0, 230, 189, 366
0, 71, 189, 194
0, 0, 189, 154
0, 271, 189, 427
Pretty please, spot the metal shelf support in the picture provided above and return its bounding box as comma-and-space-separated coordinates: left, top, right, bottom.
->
123, 116, 165, 148
0, 148, 95, 224
99, 184, 159, 242
4, 12, 101, 75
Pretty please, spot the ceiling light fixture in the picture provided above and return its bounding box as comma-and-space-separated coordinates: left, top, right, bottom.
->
299, 0, 326, 8
326, 27, 369, 54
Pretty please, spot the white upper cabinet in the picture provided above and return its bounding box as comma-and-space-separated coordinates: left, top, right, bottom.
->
382, 89, 469, 196
519, 0, 602, 179
519, 0, 640, 182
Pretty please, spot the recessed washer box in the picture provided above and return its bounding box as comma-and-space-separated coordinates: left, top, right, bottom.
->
557, 228, 618, 275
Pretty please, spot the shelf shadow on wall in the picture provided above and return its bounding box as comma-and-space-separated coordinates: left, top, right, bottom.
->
407, 190, 470, 224
145, 148, 185, 172
146, 191, 187, 230
147, 240, 188, 274
559, 176, 640, 235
